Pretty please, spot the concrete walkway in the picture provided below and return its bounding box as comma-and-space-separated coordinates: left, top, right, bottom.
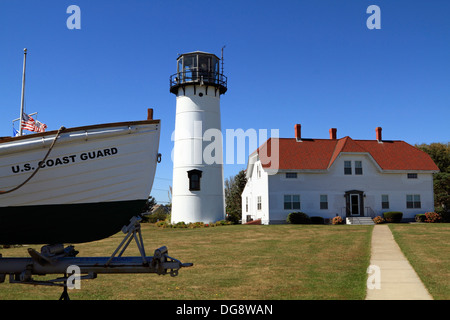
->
365, 224, 433, 300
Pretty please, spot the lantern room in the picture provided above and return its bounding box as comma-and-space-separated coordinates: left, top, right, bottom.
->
170, 51, 227, 95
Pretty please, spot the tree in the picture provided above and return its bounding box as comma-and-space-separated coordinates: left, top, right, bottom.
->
225, 170, 247, 224
416, 142, 450, 212
416, 143, 450, 173
142, 195, 157, 213
434, 173, 450, 213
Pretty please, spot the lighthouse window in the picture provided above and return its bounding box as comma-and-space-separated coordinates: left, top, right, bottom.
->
214, 59, 219, 73
187, 169, 202, 191
183, 56, 197, 81
198, 55, 209, 71
178, 59, 183, 73
198, 55, 211, 81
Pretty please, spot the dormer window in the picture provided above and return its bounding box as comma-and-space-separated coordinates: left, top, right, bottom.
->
344, 161, 352, 175
355, 161, 363, 175
187, 169, 202, 191
344, 161, 363, 175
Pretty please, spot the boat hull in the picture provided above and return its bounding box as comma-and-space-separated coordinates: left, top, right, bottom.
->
0, 200, 145, 245
0, 120, 160, 245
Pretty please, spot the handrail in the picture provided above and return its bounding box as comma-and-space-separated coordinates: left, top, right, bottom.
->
365, 207, 377, 218
170, 70, 227, 90
341, 206, 376, 218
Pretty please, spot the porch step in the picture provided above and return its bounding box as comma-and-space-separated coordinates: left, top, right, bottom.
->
346, 217, 375, 225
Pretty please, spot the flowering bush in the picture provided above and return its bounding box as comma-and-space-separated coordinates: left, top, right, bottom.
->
188, 222, 204, 228
332, 216, 344, 225
373, 216, 385, 224
425, 212, 441, 223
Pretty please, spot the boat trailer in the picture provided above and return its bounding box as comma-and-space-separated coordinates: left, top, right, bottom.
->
0, 216, 193, 300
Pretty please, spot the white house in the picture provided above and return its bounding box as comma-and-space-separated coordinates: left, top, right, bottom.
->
241, 125, 440, 224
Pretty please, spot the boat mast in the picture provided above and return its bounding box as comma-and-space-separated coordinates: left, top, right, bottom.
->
18, 48, 27, 136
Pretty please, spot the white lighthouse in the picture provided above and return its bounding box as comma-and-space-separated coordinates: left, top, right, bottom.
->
170, 51, 227, 224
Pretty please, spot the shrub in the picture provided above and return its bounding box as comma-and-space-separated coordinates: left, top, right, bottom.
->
373, 216, 385, 224
332, 216, 344, 225
156, 220, 170, 228
155, 220, 232, 229
425, 212, 441, 223
215, 220, 232, 226
441, 211, 450, 223
287, 212, 311, 224
415, 214, 426, 222
141, 211, 168, 223
175, 221, 188, 228
188, 222, 204, 228
310, 216, 325, 224
383, 211, 403, 223
435, 208, 449, 222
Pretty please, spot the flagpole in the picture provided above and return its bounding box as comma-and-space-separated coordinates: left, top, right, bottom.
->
18, 48, 27, 136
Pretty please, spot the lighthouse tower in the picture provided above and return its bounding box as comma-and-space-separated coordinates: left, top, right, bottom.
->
170, 51, 227, 224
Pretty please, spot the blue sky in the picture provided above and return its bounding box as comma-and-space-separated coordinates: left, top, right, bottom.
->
1, 0, 449, 204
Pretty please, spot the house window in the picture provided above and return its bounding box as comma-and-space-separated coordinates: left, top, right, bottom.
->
285, 172, 297, 179
355, 161, 363, 175
407, 173, 418, 179
257, 165, 261, 178
187, 169, 202, 191
381, 194, 389, 209
320, 195, 328, 210
406, 194, 421, 209
284, 195, 300, 210
344, 161, 352, 175
257, 196, 262, 211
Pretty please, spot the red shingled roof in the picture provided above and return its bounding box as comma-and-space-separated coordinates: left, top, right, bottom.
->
256, 136, 439, 172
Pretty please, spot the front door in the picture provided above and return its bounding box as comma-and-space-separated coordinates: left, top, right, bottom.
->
350, 194, 360, 216
345, 190, 364, 217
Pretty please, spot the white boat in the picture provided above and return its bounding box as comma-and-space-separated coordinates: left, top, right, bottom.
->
0, 115, 161, 245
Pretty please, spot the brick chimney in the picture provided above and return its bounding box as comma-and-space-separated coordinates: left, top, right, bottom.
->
329, 128, 337, 140
295, 124, 301, 141
147, 108, 153, 120
376, 127, 382, 142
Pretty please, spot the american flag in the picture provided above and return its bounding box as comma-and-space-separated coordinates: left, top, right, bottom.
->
34, 120, 47, 132
21, 112, 47, 133
21, 112, 36, 131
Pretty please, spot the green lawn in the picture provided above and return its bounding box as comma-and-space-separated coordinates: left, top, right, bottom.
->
0, 224, 373, 300
389, 223, 450, 300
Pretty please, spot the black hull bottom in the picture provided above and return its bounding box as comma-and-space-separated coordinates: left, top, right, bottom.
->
0, 200, 147, 245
